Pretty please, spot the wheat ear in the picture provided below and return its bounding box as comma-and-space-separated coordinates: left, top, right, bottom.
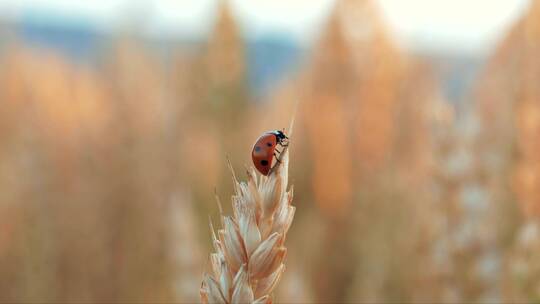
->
200, 143, 295, 304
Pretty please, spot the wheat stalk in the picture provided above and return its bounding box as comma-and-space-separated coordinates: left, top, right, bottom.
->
200, 142, 295, 304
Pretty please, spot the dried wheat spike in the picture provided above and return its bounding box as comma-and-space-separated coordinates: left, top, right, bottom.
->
200, 147, 295, 304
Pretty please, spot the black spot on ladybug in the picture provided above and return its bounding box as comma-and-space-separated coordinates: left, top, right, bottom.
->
267, 142, 272, 147
260, 160, 269, 166
254, 146, 261, 152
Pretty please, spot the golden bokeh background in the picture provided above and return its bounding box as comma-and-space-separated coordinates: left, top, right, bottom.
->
0, 0, 539, 302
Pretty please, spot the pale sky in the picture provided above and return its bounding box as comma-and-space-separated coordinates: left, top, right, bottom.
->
0, 0, 532, 53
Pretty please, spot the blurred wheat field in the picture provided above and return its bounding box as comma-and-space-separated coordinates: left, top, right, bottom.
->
0, 0, 539, 302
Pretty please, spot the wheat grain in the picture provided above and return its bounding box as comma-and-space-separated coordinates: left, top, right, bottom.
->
200, 143, 294, 304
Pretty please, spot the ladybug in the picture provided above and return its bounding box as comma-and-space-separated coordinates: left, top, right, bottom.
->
251, 130, 289, 175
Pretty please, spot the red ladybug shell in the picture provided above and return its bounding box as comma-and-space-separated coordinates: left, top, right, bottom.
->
251, 131, 286, 175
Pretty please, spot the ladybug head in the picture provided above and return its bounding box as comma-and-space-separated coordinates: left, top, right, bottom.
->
276, 130, 287, 140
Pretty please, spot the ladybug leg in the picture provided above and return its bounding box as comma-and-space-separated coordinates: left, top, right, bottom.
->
273, 153, 282, 164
